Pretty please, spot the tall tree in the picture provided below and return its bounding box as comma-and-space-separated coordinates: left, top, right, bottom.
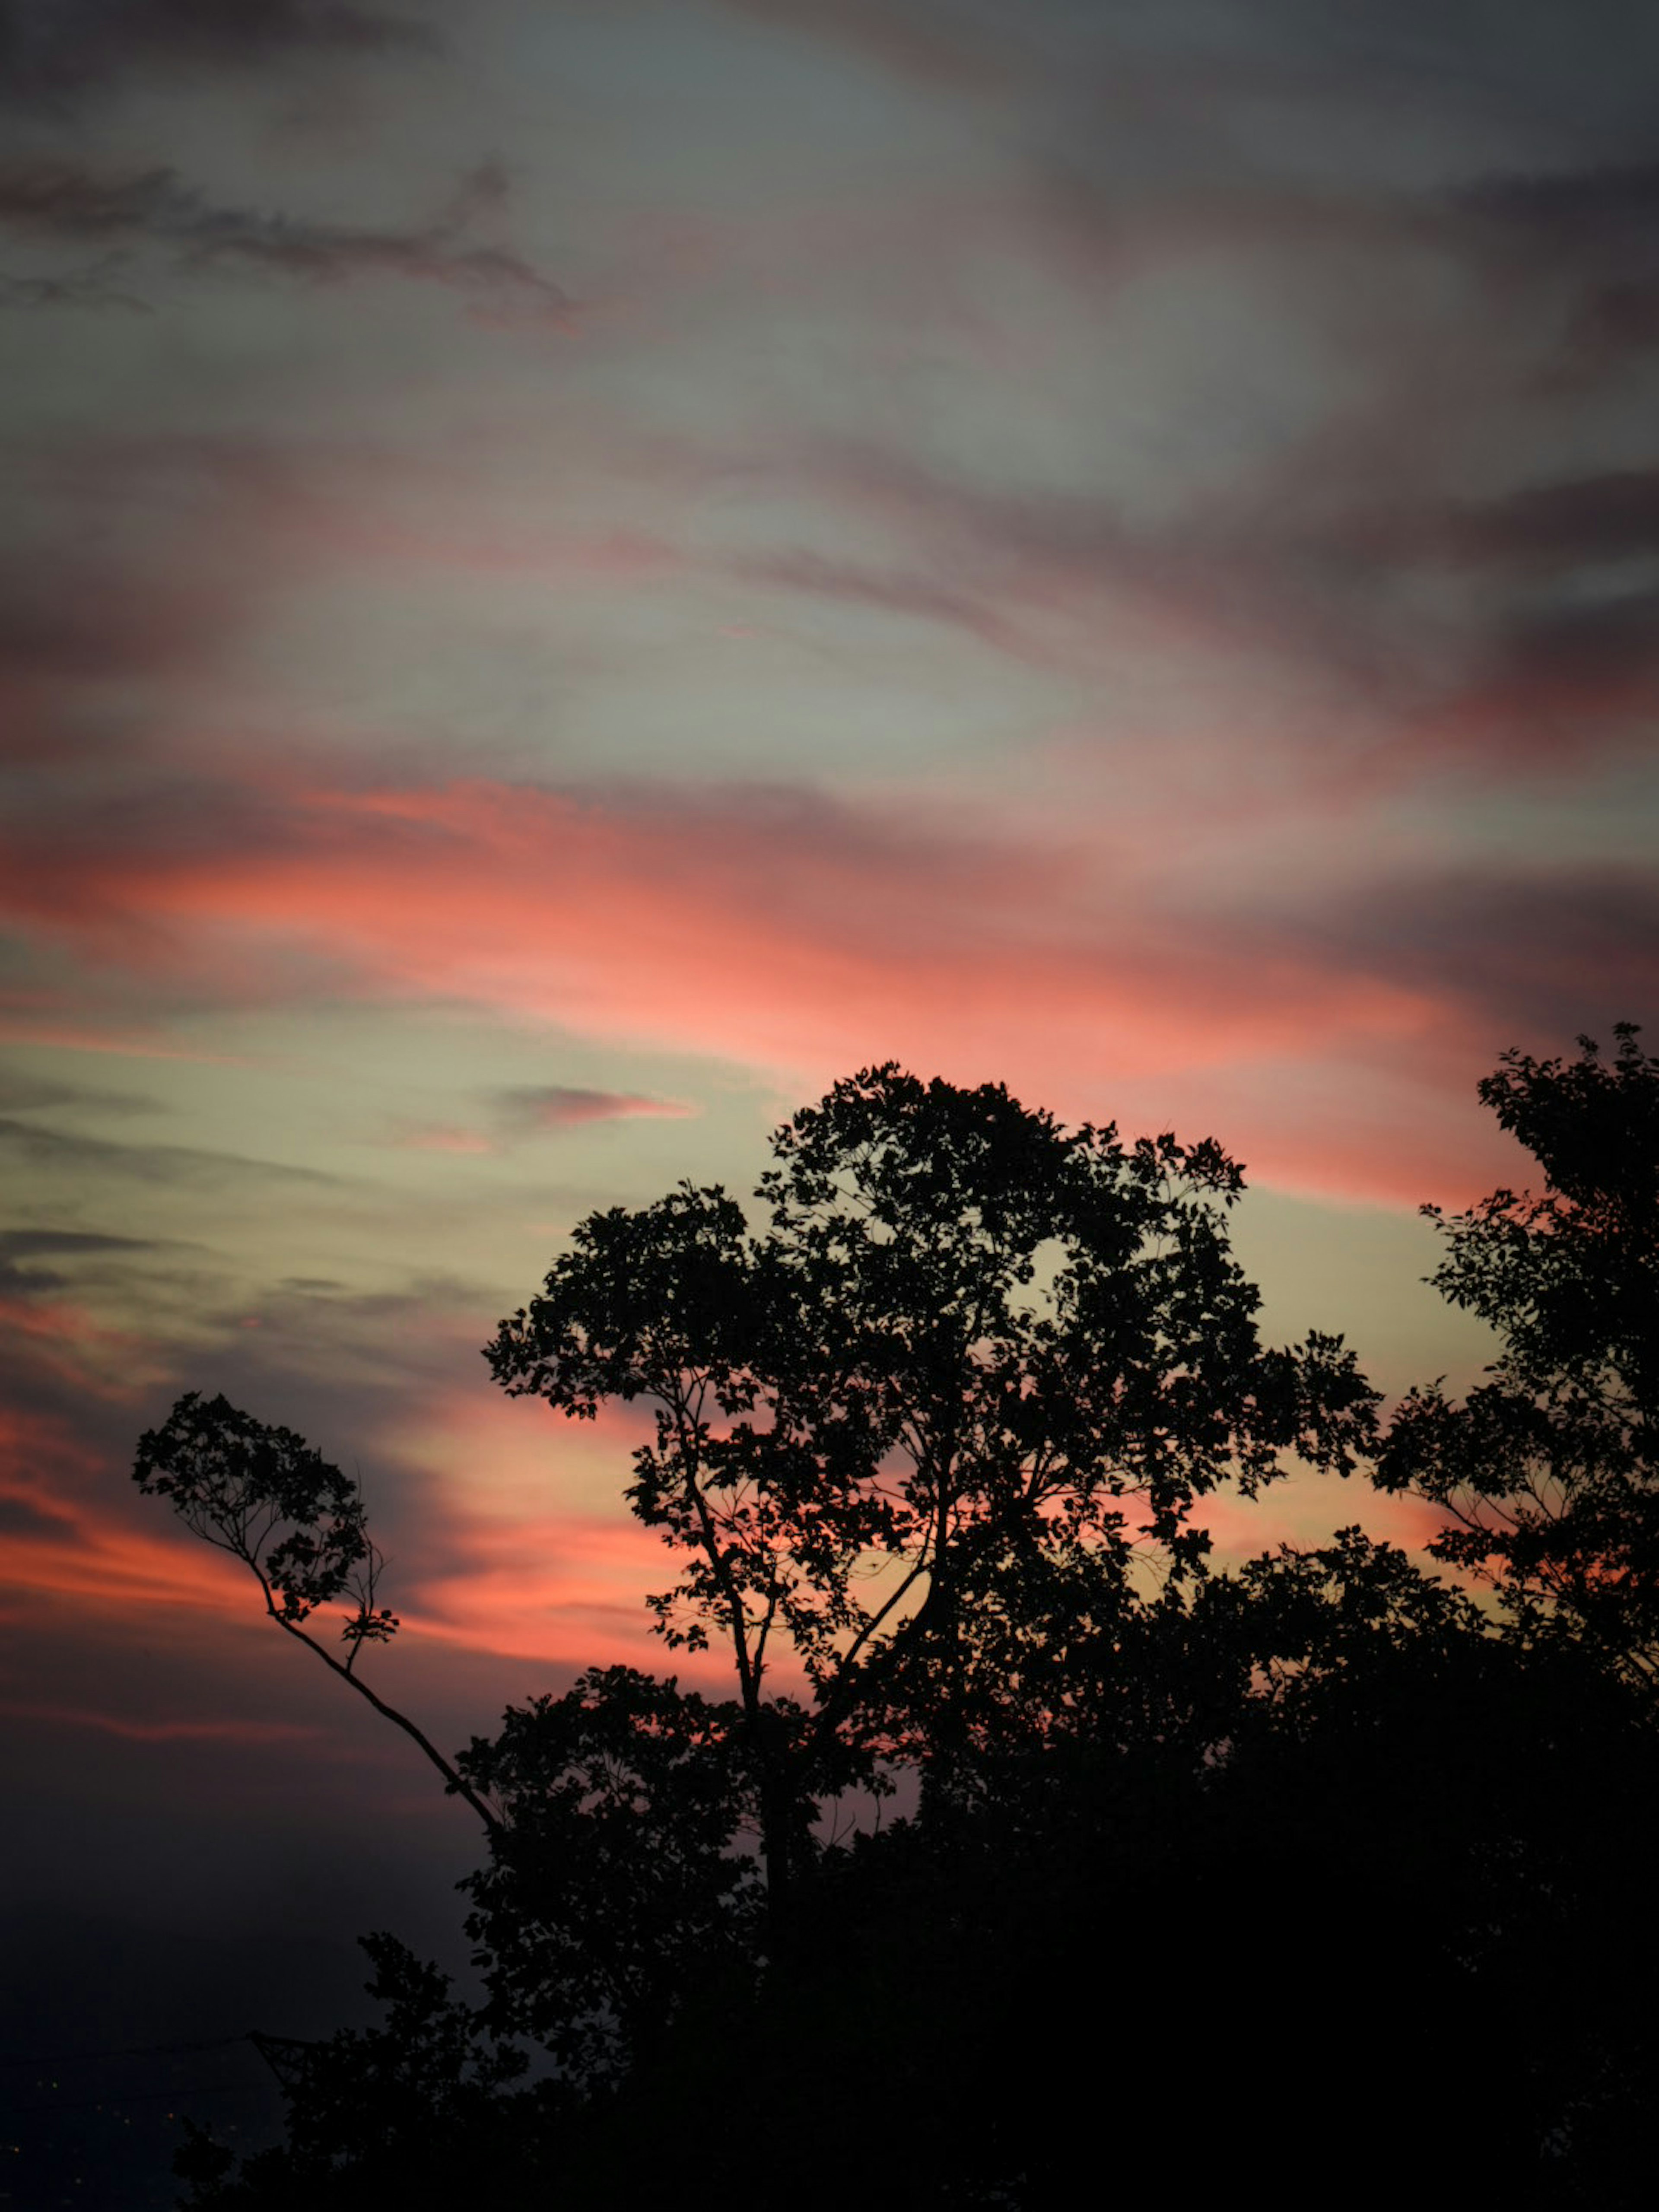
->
485, 1064, 1378, 1912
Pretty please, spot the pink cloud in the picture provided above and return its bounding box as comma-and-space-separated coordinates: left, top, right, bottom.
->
0, 775, 1428, 1052
0, 1293, 157, 1402
408, 1513, 677, 1670
1, 768, 1554, 1205
392, 1123, 499, 1155
0, 1408, 254, 1624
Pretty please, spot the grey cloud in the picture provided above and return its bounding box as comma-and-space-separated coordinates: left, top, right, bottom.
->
0, 0, 435, 104
0, 1227, 173, 1299
0, 1116, 341, 1188
1558, 282, 1659, 384
1309, 476, 1659, 642
0, 467, 276, 763
1449, 161, 1659, 385
1487, 587, 1659, 692
1459, 161, 1659, 244
0, 1229, 159, 1256
495, 1086, 694, 1132
0, 548, 218, 684
0, 1494, 73, 1538
1435, 472, 1659, 569
725, 446, 1422, 712
738, 439, 1659, 773
0, 1070, 157, 1115
0, 159, 569, 320
0, 259, 149, 311
1281, 866, 1659, 1041
717, 0, 1017, 93
725, 547, 1020, 652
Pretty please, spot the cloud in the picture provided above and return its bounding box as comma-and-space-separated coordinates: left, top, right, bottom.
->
716, 0, 1016, 94
1441, 160, 1659, 388
0, 0, 435, 105
0, 1231, 169, 1316
496, 1086, 697, 1131
390, 1123, 499, 1156
0, 259, 149, 312
728, 435, 1659, 781
0, 540, 232, 688
0, 1404, 252, 1622
0, 1700, 319, 1744
1296, 864, 1659, 1043
0, 1068, 157, 1114
0, 1492, 73, 1539
0, 438, 303, 760
4, 758, 1646, 1207
0, 767, 1455, 1196
1363, 471, 1659, 571
386, 1085, 694, 1157
0, 159, 570, 321
0, 1227, 159, 1255
1458, 160, 1659, 246
0, 1116, 341, 1189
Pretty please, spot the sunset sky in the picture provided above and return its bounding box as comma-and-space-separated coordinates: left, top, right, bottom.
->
2, 0, 1657, 2179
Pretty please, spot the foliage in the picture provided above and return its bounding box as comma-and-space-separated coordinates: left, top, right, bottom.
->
175, 1935, 552, 2206
133, 1391, 496, 1827
133, 1390, 397, 1646
132, 1040, 1659, 2206
1376, 1026, 1659, 1681
453, 1666, 766, 2077
485, 1065, 1376, 1873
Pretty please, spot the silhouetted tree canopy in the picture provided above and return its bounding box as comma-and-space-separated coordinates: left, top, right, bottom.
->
1377, 1025, 1659, 1684
482, 1067, 1376, 1909
137, 1040, 1659, 2209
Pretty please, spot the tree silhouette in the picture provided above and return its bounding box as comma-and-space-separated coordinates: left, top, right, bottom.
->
131, 1044, 1659, 2207
483, 1065, 1377, 1928
132, 1390, 501, 1834
1376, 1025, 1659, 1684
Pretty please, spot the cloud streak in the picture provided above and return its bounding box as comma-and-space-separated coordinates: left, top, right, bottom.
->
0, 159, 569, 320
0, 0, 435, 105
8, 763, 1619, 1202
497, 1086, 697, 1131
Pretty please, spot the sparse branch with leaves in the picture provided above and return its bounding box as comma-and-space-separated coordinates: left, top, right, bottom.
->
132, 1391, 502, 1834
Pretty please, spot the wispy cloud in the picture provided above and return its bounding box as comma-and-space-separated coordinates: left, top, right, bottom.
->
0, 0, 435, 105
0, 1699, 319, 1744
388, 1084, 695, 1157
0, 1117, 341, 1189
717, 0, 1016, 94
0, 766, 1474, 1192
496, 1086, 697, 1131
0, 159, 569, 321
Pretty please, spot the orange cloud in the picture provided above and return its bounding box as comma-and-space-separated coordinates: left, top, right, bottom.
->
407, 1513, 680, 1671
0, 771, 1467, 1199
0, 1405, 280, 1625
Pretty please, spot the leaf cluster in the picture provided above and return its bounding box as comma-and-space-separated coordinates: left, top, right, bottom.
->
486, 1066, 1378, 1774
133, 1391, 397, 1650
1376, 1027, 1659, 1680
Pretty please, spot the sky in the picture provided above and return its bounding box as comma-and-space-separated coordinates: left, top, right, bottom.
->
2, 0, 1657, 2191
